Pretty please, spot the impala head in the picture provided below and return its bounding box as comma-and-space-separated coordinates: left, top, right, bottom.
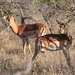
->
56, 20, 71, 34
59, 24, 66, 34
3, 11, 15, 27
56, 20, 73, 42
6, 14, 15, 26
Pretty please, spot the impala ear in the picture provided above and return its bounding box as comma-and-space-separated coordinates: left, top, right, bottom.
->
12, 13, 16, 17
6, 14, 14, 22
56, 20, 63, 27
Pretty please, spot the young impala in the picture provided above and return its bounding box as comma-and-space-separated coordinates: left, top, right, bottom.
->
13, 20, 73, 75
6, 14, 47, 58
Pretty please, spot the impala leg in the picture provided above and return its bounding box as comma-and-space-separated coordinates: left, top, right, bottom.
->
63, 47, 70, 64
40, 28, 46, 36
63, 48, 74, 74
66, 48, 70, 61
34, 47, 45, 64
26, 38, 33, 56
22, 39, 26, 59
66, 43, 72, 61
62, 47, 73, 73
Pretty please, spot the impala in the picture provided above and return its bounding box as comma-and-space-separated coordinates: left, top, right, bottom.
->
6, 14, 47, 58
13, 21, 73, 75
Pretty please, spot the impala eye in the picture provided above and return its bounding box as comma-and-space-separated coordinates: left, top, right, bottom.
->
6, 17, 10, 22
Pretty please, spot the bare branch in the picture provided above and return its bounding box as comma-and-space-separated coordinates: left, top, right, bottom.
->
0, 26, 8, 39
19, 6, 25, 18
39, 9, 53, 34
0, 16, 9, 39
4, 10, 9, 15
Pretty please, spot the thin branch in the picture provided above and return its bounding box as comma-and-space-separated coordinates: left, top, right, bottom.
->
0, 16, 9, 39
39, 9, 53, 34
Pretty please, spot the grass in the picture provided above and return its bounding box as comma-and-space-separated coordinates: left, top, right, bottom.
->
0, 1, 75, 75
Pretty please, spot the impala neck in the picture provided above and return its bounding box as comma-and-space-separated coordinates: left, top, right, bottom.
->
10, 19, 18, 34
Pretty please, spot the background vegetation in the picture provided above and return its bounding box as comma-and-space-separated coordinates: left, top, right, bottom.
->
0, 0, 75, 75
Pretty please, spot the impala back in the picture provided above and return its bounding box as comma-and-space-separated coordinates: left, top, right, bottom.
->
37, 34, 72, 51
17, 23, 47, 38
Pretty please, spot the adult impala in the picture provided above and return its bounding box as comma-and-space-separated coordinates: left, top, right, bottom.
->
13, 20, 73, 75
6, 14, 47, 58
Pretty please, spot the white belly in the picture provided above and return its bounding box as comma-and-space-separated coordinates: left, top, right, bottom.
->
47, 41, 61, 51
47, 47, 60, 51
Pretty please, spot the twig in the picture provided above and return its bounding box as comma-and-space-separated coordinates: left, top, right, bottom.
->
39, 9, 53, 34
17, 4, 36, 24
2, 16, 9, 25
0, 26, 9, 39
0, 16, 9, 39
19, 6, 25, 18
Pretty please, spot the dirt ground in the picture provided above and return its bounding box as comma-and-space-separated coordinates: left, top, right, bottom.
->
0, 2, 75, 75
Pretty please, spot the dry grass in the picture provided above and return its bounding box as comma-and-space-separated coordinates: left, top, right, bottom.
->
0, 26, 75, 75
0, 10, 75, 75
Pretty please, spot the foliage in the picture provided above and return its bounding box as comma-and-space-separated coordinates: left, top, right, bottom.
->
0, 10, 13, 18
